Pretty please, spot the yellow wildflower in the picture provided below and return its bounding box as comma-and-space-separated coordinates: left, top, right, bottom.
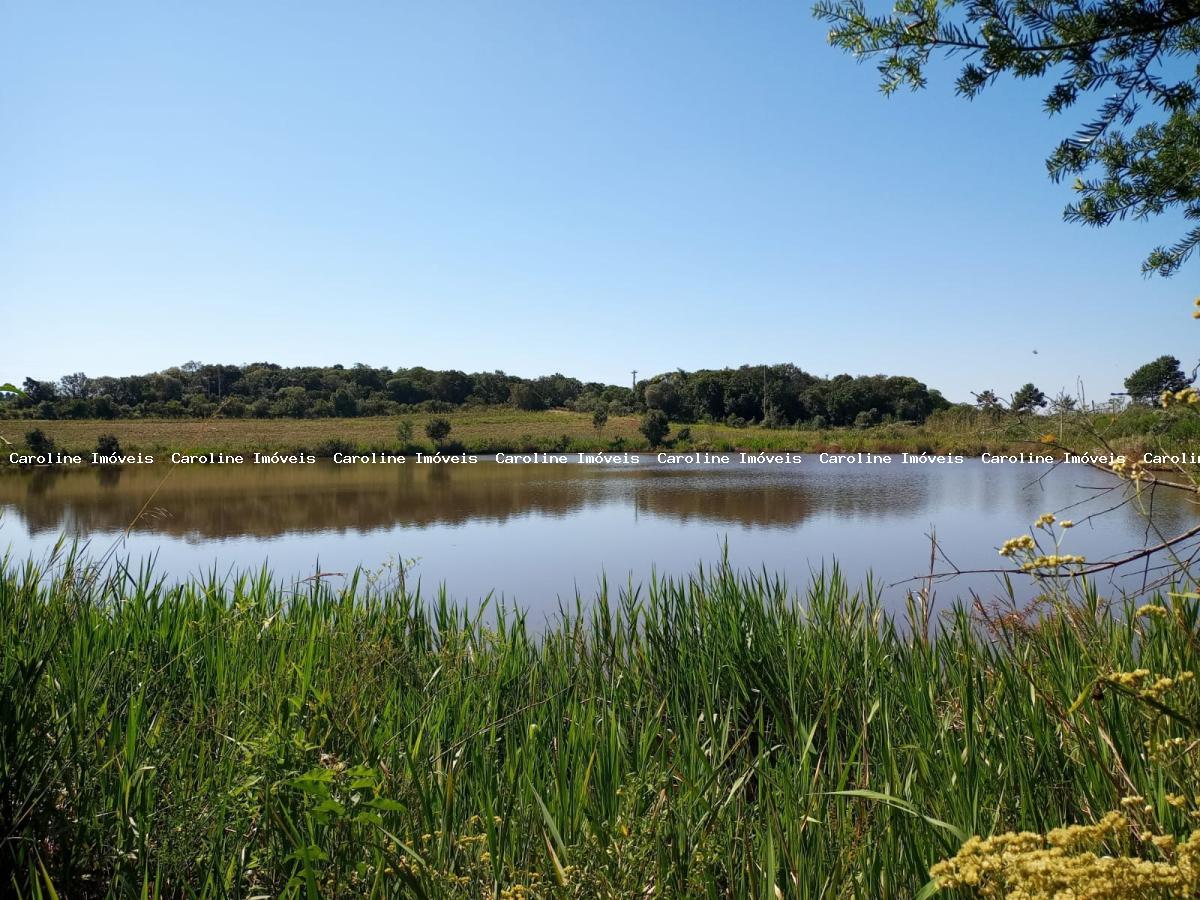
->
932, 813, 1200, 897
1020, 554, 1086, 571
1106, 669, 1151, 687
999, 534, 1036, 557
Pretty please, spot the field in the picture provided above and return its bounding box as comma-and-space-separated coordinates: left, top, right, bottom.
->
4, 550, 1200, 897
4, 405, 1197, 459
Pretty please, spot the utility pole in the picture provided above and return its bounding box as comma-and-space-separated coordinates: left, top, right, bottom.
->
631, 370, 638, 394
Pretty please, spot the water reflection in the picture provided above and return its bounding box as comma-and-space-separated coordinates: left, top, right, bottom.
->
1, 461, 1196, 611
0, 461, 939, 538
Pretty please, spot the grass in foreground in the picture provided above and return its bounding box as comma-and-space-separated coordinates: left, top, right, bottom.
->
2, 551, 1199, 897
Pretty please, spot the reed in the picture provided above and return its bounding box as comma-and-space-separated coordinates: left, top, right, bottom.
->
2, 547, 1197, 897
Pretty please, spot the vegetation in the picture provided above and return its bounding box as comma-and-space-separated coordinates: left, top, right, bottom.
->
424, 417, 453, 447
1010, 382, 1048, 413
636, 366, 948, 427
638, 410, 670, 447
396, 420, 415, 447
7, 400, 1200, 462
0, 362, 950, 430
4, 373, 1200, 899
1126, 355, 1192, 404
3, 541, 1200, 897
23, 429, 54, 455
815, 0, 1200, 275
93, 434, 121, 458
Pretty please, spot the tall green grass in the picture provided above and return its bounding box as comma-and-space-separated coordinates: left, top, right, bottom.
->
1, 549, 1195, 897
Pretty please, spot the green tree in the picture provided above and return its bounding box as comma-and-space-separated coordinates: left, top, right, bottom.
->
973, 389, 1003, 411
431, 370, 473, 405
92, 396, 116, 419
643, 379, 683, 417
639, 410, 670, 447
1051, 392, 1077, 414
396, 418, 415, 446
59, 371, 93, 400
1012, 383, 1048, 413
510, 383, 547, 411
1124, 355, 1191, 403
592, 407, 608, 433
815, 0, 1200, 274
332, 388, 358, 417
689, 375, 726, 420
19, 379, 56, 406
424, 417, 452, 446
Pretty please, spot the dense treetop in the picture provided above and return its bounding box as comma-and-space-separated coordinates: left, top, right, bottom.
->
1124, 354, 1191, 401
815, 0, 1200, 275
0, 362, 951, 428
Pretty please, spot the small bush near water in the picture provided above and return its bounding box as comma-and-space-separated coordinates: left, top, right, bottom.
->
3, 549, 1200, 897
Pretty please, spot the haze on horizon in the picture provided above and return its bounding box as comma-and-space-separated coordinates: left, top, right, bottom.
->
2, 0, 1194, 404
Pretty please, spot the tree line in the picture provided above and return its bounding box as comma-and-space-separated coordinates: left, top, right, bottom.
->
1, 362, 953, 427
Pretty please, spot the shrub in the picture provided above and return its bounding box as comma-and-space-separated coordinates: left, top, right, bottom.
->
24, 428, 54, 454
425, 417, 452, 445
221, 398, 246, 418
94, 434, 122, 458
854, 409, 879, 428
640, 410, 670, 447
312, 438, 356, 458
396, 419, 415, 446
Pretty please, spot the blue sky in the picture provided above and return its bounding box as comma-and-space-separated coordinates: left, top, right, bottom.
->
1, 0, 1194, 403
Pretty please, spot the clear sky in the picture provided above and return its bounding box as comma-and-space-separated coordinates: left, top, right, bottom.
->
2, 0, 1194, 403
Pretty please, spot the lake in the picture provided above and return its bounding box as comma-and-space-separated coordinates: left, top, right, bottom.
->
1, 458, 1195, 615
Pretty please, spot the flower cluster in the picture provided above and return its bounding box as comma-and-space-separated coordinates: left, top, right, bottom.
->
1105, 669, 1194, 699
1120, 795, 1154, 815
1146, 672, 1195, 699
1111, 457, 1148, 481
931, 812, 1200, 898
1020, 553, 1087, 572
998, 517, 1086, 571
999, 535, 1036, 557
1107, 668, 1152, 687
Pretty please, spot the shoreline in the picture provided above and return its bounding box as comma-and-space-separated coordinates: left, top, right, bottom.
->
0, 446, 1178, 474
0, 412, 1164, 453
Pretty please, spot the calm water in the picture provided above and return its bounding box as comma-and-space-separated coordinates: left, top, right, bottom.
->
1, 459, 1196, 614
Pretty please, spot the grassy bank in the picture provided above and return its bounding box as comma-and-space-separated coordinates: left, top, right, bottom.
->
5, 405, 1199, 459
3, 551, 1200, 897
